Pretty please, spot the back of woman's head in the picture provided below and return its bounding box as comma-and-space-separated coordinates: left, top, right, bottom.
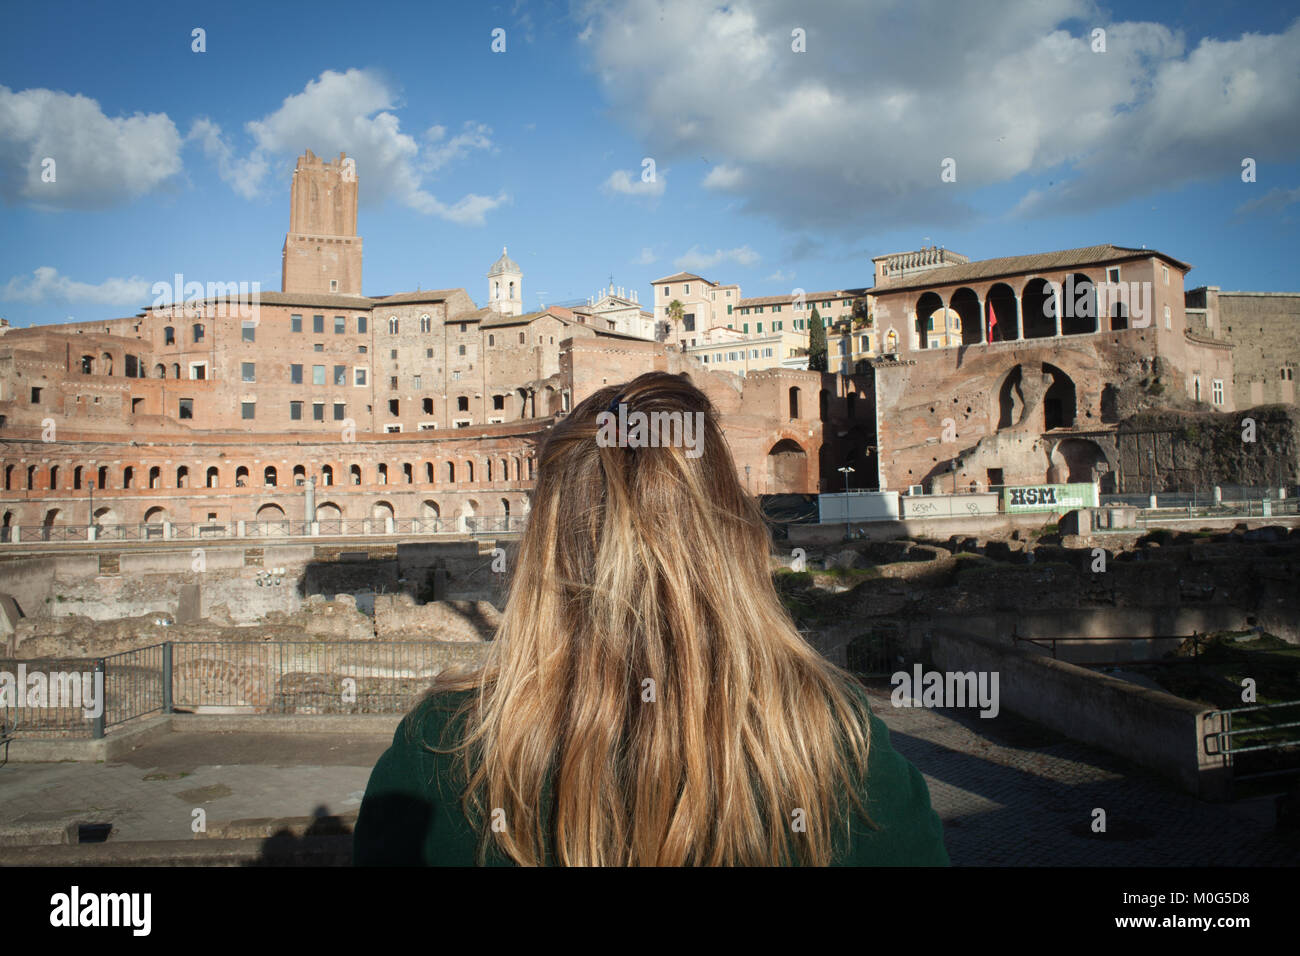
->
436, 370, 871, 865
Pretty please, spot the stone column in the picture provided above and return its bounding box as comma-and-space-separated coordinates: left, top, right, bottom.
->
1014, 297, 1023, 340
305, 475, 316, 523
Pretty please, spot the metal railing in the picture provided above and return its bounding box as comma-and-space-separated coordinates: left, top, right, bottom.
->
1012, 630, 1208, 667
0, 640, 491, 739
1204, 700, 1300, 782
0, 514, 524, 545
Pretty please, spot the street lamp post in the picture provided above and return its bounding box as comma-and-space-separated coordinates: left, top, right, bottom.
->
837, 466, 855, 539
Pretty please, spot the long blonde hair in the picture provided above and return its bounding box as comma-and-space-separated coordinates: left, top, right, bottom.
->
430, 370, 872, 865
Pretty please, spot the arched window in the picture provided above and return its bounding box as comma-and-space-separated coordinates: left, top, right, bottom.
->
420, 315, 431, 333
176, 466, 189, 488
321, 465, 334, 486
206, 466, 219, 488
350, 464, 362, 485
264, 466, 277, 487
235, 466, 249, 487
149, 466, 161, 488
389, 316, 399, 334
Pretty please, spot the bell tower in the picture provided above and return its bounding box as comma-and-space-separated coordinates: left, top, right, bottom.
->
281, 150, 363, 296
487, 246, 522, 316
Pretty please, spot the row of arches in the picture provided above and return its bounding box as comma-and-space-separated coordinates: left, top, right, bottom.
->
1, 456, 538, 493
914, 275, 1134, 349
2, 496, 528, 533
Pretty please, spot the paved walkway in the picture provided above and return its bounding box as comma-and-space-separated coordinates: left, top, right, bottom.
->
1, 697, 1295, 864
862, 684, 1298, 866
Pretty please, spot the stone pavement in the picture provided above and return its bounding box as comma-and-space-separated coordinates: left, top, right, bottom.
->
0, 698, 1295, 864
861, 683, 1299, 866
0, 733, 389, 844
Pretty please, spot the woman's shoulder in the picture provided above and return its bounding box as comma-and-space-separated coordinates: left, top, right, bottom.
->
399, 687, 478, 749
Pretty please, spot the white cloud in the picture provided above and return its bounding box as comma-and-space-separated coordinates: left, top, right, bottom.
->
195, 69, 507, 225
1234, 185, 1300, 217
633, 247, 658, 264
188, 118, 267, 200
702, 164, 744, 190
603, 167, 666, 197
424, 122, 494, 172
765, 269, 794, 282
578, 1, 1300, 231
0, 86, 182, 209
2, 266, 151, 305
674, 245, 759, 271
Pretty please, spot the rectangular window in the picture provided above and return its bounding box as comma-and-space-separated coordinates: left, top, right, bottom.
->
458, 344, 466, 356
357, 316, 367, 334
743, 323, 749, 333
389, 399, 400, 415
423, 398, 434, 414
290, 364, 303, 384
1107, 268, 1120, 284
312, 402, 325, 422
241, 321, 255, 343
313, 315, 324, 334
757, 323, 763, 333
426, 348, 433, 358
413, 375, 422, 389
727, 304, 733, 314
289, 401, 302, 421
164, 327, 175, 345
333, 403, 345, 420
1212, 379, 1224, 405
241, 362, 256, 383
358, 345, 367, 353
390, 376, 398, 390
241, 402, 255, 420
334, 316, 346, 334
291, 314, 303, 332
179, 398, 193, 419
312, 365, 326, 385
354, 367, 368, 386
333, 365, 346, 386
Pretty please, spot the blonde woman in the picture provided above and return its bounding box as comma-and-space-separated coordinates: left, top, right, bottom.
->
354, 371, 948, 866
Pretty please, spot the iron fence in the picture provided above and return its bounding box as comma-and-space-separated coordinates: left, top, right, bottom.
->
0, 655, 100, 734
3, 514, 524, 544
0, 640, 491, 739
1205, 700, 1300, 783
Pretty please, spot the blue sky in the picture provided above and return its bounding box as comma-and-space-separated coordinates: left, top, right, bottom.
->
2, 0, 1298, 327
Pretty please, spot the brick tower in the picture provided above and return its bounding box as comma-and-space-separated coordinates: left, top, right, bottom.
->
281, 150, 363, 296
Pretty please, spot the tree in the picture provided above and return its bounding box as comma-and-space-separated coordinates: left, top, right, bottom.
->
667, 299, 685, 333
807, 307, 827, 371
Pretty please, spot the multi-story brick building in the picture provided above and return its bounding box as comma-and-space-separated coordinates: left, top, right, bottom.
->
1185, 287, 1300, 409
0, 151, 839, 538
863, 244, 1239, 493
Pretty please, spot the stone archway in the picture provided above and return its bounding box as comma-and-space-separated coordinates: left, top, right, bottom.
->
766, 438, 808, 492
1054, 438, 1109, 485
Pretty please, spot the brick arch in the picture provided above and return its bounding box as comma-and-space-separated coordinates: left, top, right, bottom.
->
175, 658, 270, 709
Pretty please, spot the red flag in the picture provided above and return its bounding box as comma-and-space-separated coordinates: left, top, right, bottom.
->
987, 300, 997, 343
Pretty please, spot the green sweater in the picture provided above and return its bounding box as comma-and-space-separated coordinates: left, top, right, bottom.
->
353, 688, 950, 866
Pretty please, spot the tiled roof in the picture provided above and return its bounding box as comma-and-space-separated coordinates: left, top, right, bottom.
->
738, 289, 858, 308
652, 272, 710, 284
867, 245, 1193, 295
371, 288, 462, 305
